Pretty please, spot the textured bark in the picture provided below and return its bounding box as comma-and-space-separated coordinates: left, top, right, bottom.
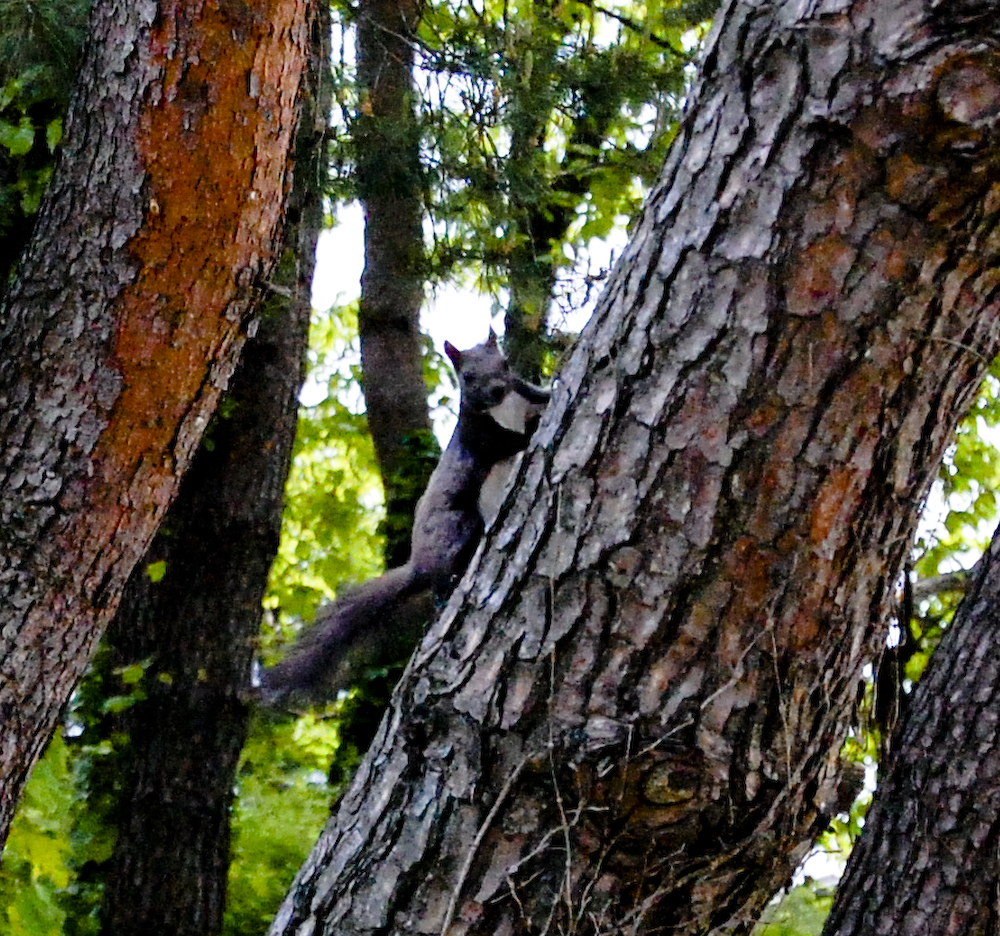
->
0, 0, 310, 848
99, 297, 308, 936
355, 0, 437, 567
103, 300, 309, 936
95, 10, 329, 933
823, 523, 1000, 936
269, 2, 1000, 933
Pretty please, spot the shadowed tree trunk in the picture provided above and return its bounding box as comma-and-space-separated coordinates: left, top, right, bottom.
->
0, 0, 310, 848
356, 0, 438, 567
99, 297, 310, 936
823, 517, 1000, 936
268, 2, 1000, 933
94, 10, 331, 933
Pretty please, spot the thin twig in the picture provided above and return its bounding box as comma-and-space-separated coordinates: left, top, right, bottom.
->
768, 628, 794, 782
911, 562, 978, 602
548, 666, 577, 931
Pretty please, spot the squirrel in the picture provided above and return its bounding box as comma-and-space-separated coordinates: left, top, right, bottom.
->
259, 331, 551, 705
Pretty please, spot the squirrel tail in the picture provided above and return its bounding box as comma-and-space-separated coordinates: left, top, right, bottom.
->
259, 564, 434, 707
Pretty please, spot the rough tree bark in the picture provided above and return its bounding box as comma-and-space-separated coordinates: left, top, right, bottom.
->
356, 0, 438, 567
95, 9, 330, 932
0, 0, 310, 848
269, 2, 1000, 934
100, 290, 310, 936
823, 521, 1000, 936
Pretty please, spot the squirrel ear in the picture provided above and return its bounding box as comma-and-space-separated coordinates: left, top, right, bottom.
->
444, 340, 462, 366
486, 328, 499, 347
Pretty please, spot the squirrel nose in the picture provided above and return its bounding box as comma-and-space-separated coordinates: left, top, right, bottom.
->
484, 384, 506, 406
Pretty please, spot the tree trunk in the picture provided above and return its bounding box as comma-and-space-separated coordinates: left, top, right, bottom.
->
95, 10, 330, 933
103, 304, 309, 936
99, 297, 309, 936
0, 0, 310, 848
823, 520, 1000, 936
269, 2, 1000, 933
355, 0, 438, 568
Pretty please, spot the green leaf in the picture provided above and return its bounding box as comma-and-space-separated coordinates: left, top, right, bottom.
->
0, 116, 34, 156
45, 117, 62, 151
116, 661, 149, 685
0, 734, 73, 936
754, 881, 834, 935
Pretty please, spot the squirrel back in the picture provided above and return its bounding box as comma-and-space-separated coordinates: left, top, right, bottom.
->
259, 332, 550, 704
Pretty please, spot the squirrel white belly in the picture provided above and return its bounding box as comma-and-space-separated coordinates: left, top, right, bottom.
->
259, 332, 550, 704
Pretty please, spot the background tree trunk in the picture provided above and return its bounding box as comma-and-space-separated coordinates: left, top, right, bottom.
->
0, 0, 310, 848
99, 293, 310, 936
269, 2, 1000, 933
326, 0, 441, 773
823, 518, 1000, 936
93, 10, 331, 934
355, 0, 438, 568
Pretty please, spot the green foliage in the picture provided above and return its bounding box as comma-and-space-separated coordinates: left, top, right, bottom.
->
262, 304, 384, 640
223, 716, 336, 936
227, 303, 391, 926
0, 104, 35, 157
327, 0, 713, 334
901, 366, 1000, 683
0, 0, 89, 89
381, 426, 441, 565
414, 0, 711, 318
58, 650, 154, 936
753, 880, 835, 936
0, 644, 156, 936
917, 373, 1000, 578
0, 0, 89, 284
0, 734, 73, 936
229, 299, 467, 916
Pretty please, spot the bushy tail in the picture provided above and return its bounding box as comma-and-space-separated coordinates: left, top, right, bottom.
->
259, 564, 433, 706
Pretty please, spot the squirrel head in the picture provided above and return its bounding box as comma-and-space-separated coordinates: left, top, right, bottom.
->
445, 331, 510, 413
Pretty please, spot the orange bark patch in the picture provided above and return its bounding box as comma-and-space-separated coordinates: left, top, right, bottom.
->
808, 466, 859, 557
82, 0, 310, 587
726, 537, 774, 622
786, 236, 857, 317
782, 595, 823, 651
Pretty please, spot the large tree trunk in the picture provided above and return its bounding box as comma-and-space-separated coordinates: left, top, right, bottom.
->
269, 2, 1000, 933
95, 10, 330, 931
355, 0, 437, 568
100, 294, 310, 936
823, 520, 1000, 936
0, 0, 310, 848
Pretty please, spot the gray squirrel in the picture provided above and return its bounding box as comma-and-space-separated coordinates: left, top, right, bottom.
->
259, 331, 551, 704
